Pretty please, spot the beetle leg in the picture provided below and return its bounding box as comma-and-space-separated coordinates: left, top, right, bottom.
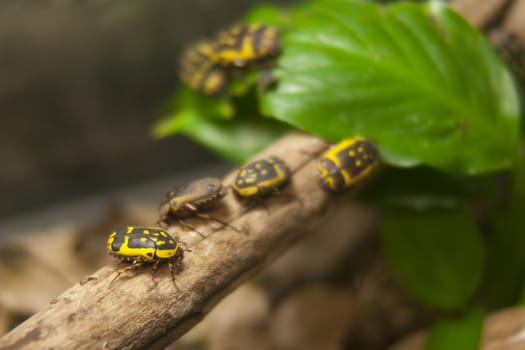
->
196, 212, 244, 234
184, 203, 243, 234
157, 216, 168, 229
150, 260, 162, 286
177, 240, 192, 252
241, 189, 269, 214
167, 259, 180, 291
184, 203, 199, 212
109, 261, 144, 288
177, 218, 206, 238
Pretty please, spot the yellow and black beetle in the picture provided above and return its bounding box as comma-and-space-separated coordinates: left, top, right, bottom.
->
318, 136, 379, 192
107, 226, 184, 287
178, 40, 227, 96
232, 156, 291, 201
215, 24, 280, 68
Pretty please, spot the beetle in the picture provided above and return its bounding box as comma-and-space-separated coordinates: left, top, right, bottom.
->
178, 40, 227, 96
158, 177, 239, 234
214, 24, 280, 68
232, 156, 291, 202
107, 226, 184, 287
318, 136, 379, 192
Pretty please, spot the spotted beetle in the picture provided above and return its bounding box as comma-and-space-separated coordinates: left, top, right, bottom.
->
232, 156, 291, 202
215, 24, 280, 68
318, 137, 378, 192
107, 226, 184, 287
178, 40, 227, 96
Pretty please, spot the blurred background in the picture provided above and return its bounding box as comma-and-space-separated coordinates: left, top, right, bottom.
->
0, 2, 416, 347
1, 1, 524, 349
0, 0, 298, 222
0, 0, 300, 339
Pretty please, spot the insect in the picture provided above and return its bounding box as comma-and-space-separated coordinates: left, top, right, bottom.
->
318, 136, 379, 192
107, 226, 184, 287
489, 29, 525, 82
232, 156, 291, 202
178, 40, 227, 96
214, 24, 280, 67
159, 177, 240, 234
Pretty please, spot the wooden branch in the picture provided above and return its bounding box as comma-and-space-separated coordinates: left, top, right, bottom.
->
480, 306, 525, 349
450, 0, 511, 28
0, 132, 334, 350
503, 0, 525, 38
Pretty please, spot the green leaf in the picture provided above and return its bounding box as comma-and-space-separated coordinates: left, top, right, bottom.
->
360, 166, 493, 209
482, 143, 525, 307
512, 140, 525, 201
244, 4, 290, 26
425, 308, 484, 350
229, 71, 259, 97
482, 204, 525, 308
155, 86, 234, 129
153, 86, 289, 163
518, 286, 525, 305
261, 0, 520, 174
380, 208, 485, 309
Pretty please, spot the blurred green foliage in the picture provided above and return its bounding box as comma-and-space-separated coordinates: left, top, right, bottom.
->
426, 309, 484, 350
153, 0, 524, 348
262, 1, 519, 174
381, 208, 485, 309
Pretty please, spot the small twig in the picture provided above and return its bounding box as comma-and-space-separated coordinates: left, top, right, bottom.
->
0, 132, 333, 350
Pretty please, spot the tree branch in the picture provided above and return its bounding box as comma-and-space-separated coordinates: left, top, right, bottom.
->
450, 0, 511, 28
0, 132, 334, 350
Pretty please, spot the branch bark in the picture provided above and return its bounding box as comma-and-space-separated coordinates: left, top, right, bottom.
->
450, 0, 511, 28
503, 0, 525, 38
0, 132, 334, 350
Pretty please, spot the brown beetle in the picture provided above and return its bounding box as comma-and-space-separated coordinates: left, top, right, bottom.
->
158, 177, 239, 235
